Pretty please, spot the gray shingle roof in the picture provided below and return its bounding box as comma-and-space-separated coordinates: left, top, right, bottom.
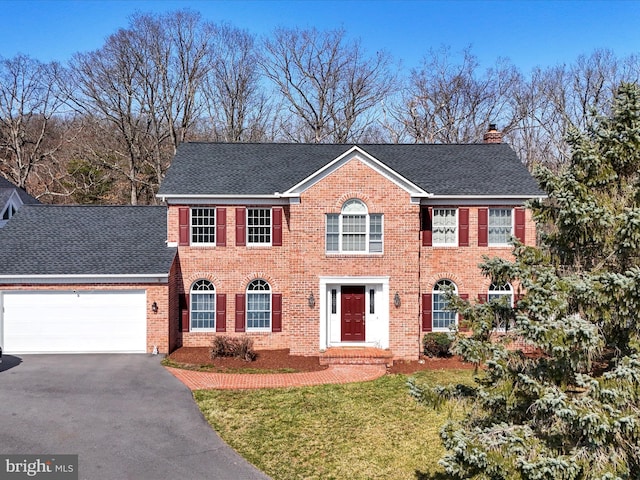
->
158, 143, 543, 197
0, 205, 176, 277
0, 176, 40, 205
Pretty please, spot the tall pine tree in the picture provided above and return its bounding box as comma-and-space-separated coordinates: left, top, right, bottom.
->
411, 83, 640, 479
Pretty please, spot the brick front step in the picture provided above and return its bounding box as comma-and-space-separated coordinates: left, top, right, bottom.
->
319, 347, 394, 366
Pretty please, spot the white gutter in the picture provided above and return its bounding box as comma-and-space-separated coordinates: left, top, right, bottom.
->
0, 274, 170, 285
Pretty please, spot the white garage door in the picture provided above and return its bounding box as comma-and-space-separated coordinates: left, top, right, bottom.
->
1, 290, 147, 354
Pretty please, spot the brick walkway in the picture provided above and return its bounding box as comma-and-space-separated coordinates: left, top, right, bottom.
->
166, 364, 387, 390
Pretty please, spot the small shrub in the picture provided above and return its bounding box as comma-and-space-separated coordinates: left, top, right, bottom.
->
211, 336, 257, 362
422, 332, 453, 357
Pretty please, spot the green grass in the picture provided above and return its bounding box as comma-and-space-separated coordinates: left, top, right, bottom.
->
195, 369, 474, 480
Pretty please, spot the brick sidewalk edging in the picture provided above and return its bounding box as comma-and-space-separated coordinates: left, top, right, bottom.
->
166, 364, 387, 390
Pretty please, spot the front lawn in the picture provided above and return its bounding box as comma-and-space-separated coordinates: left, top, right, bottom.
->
195, 369, 474, 480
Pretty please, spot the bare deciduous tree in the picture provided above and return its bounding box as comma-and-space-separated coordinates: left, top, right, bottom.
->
202, 23, 271, 142
397, 46, 522, 144
262, 27, 395, 143
0, 55, 70, 193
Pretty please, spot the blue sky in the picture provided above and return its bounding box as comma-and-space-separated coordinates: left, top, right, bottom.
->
2, 0, 639, 75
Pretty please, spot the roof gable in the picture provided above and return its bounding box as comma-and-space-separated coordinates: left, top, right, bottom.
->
0, 176, 40, 205
284, 146, 429, 198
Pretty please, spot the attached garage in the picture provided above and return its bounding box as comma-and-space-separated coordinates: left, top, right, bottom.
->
1, 290, 147, 354
0, 205, 177, 355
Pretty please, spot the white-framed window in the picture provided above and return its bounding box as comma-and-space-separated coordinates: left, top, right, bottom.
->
247, 208, 271, 245
432, 208, 457, 246
190, 279, 216, 330
326, 199, 383, 254
488, 282, 514, 331
247, 279, 271, 330
191, 208, 216, 245
433, 279, 458, 330
488, 208, 513, 245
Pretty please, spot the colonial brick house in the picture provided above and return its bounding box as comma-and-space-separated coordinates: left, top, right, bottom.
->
158, 132, 542, 361
0, 130, 542, 360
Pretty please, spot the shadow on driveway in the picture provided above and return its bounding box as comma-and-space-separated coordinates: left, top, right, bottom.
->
0, 354, 270, 480
0, 354, 22, 372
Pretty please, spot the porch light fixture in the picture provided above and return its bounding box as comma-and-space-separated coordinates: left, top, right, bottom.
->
308, 292, 315, 308
151, 301, 158, 313
394, 292, 401, 308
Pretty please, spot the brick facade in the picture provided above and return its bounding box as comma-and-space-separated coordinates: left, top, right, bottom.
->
170, 157, 537, 360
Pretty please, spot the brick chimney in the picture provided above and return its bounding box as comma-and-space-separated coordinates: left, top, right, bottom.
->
483, 123, 502, 144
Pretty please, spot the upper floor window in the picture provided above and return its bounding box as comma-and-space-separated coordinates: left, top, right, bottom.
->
247, 279, 271, 330
432, 280, 458, 330
247, 208, 271, 245
326, 199, 383, 254
191, 208, 216, 245
488, 208, 512, 245
432, 208, 457, 246
190, 280, 216, 331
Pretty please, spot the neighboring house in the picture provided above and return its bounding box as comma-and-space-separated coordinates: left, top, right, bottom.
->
0, 206, 177, 354
0, 128, 543, 360
157, 130, 543, 361
0, 176, 39, 227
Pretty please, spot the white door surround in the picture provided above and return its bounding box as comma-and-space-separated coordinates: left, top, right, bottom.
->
318, 276, 390, 350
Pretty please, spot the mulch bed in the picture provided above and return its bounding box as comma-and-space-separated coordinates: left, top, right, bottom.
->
168, 347, 475, 374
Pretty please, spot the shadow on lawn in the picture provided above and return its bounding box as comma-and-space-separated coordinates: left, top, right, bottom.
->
415, 471, 450, 480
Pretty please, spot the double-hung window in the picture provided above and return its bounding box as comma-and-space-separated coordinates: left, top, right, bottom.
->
432, 280, 458, 330
247, 279, 271, 330
191, 208, 216, 245
488, 282, 514, 331
190, 280, 216, 330
488, 208, 513, 245
432, 208, 457, 246
326, 199, 383, 253
247, 208, 271, 245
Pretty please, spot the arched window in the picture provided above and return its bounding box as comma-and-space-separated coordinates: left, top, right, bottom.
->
190, 280, 215, 330
247, 279, 271, 330
326, 199, 383, 253
488, 282, 514, 331
432, 280, 458, 330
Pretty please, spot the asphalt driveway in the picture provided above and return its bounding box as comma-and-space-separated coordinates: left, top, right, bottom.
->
0, 354, 270, 480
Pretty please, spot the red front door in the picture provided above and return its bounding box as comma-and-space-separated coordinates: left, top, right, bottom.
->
341, 286, 365, 342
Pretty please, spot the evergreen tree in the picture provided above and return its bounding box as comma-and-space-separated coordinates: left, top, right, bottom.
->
411, 83, 640, 479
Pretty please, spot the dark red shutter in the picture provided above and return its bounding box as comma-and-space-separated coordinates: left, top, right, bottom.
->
180, 294, 190, 332
236, 208, 246, 246
459, 208, 469, 247
458, 293, 470, 332
178, 207, 190, 246
422, 207, 433, 247
272, 207, 283, 247
478, 208, 488, 247
216, 293, 226, 332
514, 293, 524, 306
514, 207, 526, 243
421, 293, 432, 332
216, 207, 226, 247
478, 293, 488, 304
272, 293, 282, 332
235, 294, 246, 332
